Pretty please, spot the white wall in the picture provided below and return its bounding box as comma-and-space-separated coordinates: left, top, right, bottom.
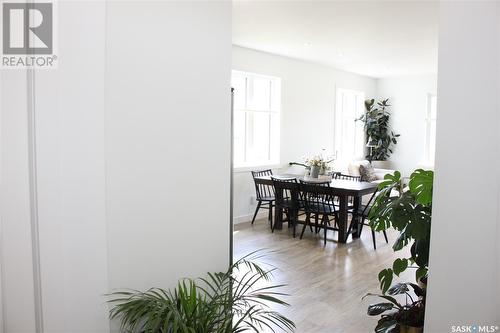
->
232, 46, 377, 222
0, 1, 231, 332
105, 1, 231, 291
0, 70, 38, 332
426, 1, 500, 330
377, 75, 437, 176
33, 2, 110, 331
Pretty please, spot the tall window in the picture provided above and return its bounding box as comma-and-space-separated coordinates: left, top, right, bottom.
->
231, 70, 281, 168
334, 88, 365, 163
425, 94, 437, 166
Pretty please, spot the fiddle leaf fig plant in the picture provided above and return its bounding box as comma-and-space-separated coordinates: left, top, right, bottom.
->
358, 98, 400, 161
368, 169, 433, 292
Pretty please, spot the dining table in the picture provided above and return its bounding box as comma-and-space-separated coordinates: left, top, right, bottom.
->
254, 174, 378, 243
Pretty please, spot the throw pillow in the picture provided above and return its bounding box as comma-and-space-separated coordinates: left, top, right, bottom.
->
359, 163, 378, 182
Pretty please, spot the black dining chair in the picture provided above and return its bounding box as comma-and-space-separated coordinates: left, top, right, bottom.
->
271, 177, 301, 237
298, 181, 341, 245
348, 189, 389, 249
251, 169, 275, 227
333, 173, 361, 208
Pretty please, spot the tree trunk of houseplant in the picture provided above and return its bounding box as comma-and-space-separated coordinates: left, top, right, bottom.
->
400, 325, 423, 333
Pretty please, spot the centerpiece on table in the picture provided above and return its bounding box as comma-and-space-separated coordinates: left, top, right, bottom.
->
304, 153, 334, 178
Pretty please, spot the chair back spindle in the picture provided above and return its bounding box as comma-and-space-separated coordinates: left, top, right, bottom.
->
299, 181, 336, 215
251, 169, 274, 200
334, 173, 362, 182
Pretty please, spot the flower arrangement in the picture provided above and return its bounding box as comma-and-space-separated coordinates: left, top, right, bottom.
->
303, 152, 334, 171
302, 151, 335, 178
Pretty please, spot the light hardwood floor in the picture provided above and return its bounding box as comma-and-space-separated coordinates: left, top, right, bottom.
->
234, 217, 412, 333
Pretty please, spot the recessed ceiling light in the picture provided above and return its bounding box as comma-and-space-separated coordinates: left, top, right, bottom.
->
303, 42, 312, 47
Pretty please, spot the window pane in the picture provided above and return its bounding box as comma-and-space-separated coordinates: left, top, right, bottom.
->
353, 94, 365, 158
269, 112, 280, 164
233, 111, 246, 166
246, 112, 270, 163
231, 75, 246, 110
231, 70, 280, 167
249, 77, 271, 111
429, 120, 436, 165
335, 89, 366, 164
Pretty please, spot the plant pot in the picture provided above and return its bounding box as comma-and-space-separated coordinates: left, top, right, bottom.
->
371, 160, 392, 169
310, 165, 320, 178
400, 325, 423, 333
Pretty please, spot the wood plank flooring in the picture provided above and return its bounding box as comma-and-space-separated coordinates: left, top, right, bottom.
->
234, 217, 412, 333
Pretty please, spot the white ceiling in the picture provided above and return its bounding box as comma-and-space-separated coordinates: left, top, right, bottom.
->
232, 1, 439, 78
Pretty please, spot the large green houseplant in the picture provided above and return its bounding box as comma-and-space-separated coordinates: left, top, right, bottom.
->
107, 251, 295, 333
358, 99, 400, 162
364, 169, 433, 333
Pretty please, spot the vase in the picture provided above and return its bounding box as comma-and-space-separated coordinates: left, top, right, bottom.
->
400, 325, 423, 333
310, 165, 320, 178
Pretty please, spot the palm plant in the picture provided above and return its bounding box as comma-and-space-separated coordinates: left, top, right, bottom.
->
107, 251, 295, 333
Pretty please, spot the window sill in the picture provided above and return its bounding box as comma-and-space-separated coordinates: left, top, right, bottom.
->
233, 164, 283, 173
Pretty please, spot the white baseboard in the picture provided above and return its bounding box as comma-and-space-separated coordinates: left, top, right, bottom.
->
233, 211, 268, 225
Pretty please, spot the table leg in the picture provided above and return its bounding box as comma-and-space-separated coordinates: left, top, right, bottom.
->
352, 196, 361, 238
338, 195, 347, 243
274, 204, 283, 230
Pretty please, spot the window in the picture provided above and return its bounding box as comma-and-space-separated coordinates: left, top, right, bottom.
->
425, 94, 437, 166
334, 89, 365, 163
231, 70, 281, 168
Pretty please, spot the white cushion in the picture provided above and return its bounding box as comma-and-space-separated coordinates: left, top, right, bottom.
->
347, 160, 370, 176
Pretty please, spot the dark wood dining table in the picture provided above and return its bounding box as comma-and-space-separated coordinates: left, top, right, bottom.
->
254, 174, 378, 243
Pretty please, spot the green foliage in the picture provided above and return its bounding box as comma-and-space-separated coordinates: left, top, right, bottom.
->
364, 282, 426, 332
392, 259, 408, 277
364, 169, 432, 332
368, 169, 433, 292
107, 251, 295, 333
358, 99, 400, 161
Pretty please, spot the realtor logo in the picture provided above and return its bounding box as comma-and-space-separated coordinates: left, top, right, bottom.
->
2, 1, 57, 68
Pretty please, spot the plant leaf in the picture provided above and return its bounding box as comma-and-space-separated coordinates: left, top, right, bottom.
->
387, 283, 409, 295
378, 269, 393, 293
392, 258, 408, 277
409, 169, 434, 205
375, 318, 399, 333
416, 266, 428, 282
367, 303, 395, 316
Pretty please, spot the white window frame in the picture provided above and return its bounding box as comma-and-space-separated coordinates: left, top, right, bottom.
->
425, 93, 437, 166
231, 70, 281, 170
334, 88, 366, 164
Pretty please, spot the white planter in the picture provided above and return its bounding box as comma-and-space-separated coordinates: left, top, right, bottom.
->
371, 160, 392, 169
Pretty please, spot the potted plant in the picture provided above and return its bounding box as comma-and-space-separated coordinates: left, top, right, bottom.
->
304, 151, 334, 178
364, 169, 433, 332
364, 282, 425, 333
107, 251, 294, 333
358, 99, 400, 169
